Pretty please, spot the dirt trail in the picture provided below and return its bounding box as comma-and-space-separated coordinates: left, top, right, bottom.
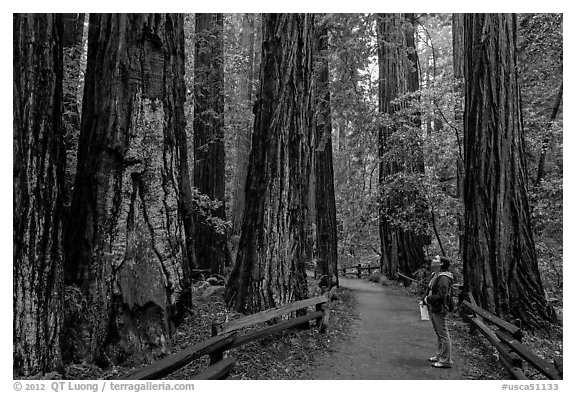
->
312, 276, 465, 379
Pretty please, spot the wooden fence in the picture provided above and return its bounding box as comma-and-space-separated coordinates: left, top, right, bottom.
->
120, 295, 330, 380
341, 264, 379, 278
462, 292, 562, 380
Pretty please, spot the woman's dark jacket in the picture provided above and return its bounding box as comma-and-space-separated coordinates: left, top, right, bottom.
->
425, 271, 454, 314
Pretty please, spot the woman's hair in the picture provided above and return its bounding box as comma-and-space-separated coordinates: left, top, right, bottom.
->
439, 256, 451, 270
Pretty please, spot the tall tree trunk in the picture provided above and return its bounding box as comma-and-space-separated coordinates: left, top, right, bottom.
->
452, 13, 465, 260
404, 13, 425, 173
65, 14, 194, 363
194, 14, 227, 274
405, 14, 420, 95
13, 13, 64, 377
377, 13, 428, 279
404, 13, 430, 267
452, 13, 465, 80
535, 84, 563, 185
231, 13, 256, 256
314, 20, 339, 286
224, 14, 314, 313
463, 13, 556, 328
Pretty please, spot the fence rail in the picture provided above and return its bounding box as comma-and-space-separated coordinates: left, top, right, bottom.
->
120, 332, 237, 380
341, 264, 379, 278
121, 295, 330, 380
462, 293, 562, 380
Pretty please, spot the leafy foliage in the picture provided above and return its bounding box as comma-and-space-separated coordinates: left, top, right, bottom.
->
380, 172, 430, 234
190, 186, 231, 235
517, 14, 563, 302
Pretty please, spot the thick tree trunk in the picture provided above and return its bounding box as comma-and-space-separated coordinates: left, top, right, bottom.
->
194, 14, 227, 274
65, 14, 194, 362
231, 13, 256, 256
463, 13, 556, 327
314, 21, 339, 286
224, 14, 314, 313
13, 13, 64, 377
377, 13, 428, 279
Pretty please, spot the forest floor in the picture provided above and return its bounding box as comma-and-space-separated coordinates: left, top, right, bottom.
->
64, 274, 563, 380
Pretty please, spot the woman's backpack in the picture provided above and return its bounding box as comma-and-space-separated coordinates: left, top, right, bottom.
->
432, 272, 455, 313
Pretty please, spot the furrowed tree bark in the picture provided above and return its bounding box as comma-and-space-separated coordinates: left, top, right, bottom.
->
194, 13, 227, 274
463, 13, 556, 328
224, 13, 314, 313
313, 19, 339, 286
13, 13, 65, 377
404, 14, 420, 96
377, 13, 428, 280
231, 13, 256, 256
452, 13, 465, 259
65, 13, 194, 362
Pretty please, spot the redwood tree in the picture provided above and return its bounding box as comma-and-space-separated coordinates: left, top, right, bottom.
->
231, 13, 258, 254
313, 19, 338, 285
462, 13, 556, 327
377, 13, 428, 280
194, 13, 228, 273
13, 13, 64, 377
452, 13, 466, 258
65, 14, 194, 361
224, 14, 314, 313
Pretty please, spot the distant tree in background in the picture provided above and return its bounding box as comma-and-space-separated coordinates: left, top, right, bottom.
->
225, 14, 314, 313
230, 13, 259, 256
13, 13, 64, 377
376, 13, 429, 279
194, 13, 228, 274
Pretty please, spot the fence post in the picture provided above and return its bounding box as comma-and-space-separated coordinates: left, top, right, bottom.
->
357, 264, 362, 278
316, 302, 327, 333
210, 323, 224, 365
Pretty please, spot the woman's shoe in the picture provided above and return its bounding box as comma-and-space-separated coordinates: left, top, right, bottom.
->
431, 361, 452, 368
428, 356, 439, 362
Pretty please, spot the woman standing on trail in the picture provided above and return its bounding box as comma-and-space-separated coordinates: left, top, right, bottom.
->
422, 255, 454, 368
